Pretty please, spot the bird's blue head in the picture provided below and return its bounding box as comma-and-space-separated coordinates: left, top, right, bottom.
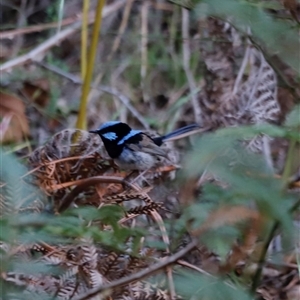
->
89, 121, 142, 158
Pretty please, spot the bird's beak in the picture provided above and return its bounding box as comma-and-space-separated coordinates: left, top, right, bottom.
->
89, 130, 98, 134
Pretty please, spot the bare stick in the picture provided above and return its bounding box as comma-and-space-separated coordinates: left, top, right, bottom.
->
141, 1, 150, 102
1, 21, 82, 72
181, 8, 202, 124
107, 0, 134, 61
232, 44, 251, 95
166, 265, 176, 300
58, 175, 141, 213
262, 136, 274, 172
0, 14, 84, 40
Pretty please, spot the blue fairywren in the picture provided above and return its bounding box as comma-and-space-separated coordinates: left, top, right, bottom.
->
89, 121, 200, 171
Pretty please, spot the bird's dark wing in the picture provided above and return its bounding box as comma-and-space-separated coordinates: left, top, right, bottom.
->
126, 134, 168, 157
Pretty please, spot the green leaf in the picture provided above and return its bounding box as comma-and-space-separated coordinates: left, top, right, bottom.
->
183, 126, 294, 239
175, 270, 252, 299
285, 104, 300, 127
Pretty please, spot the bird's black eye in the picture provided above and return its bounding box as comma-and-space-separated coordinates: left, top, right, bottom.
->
102, 132, 118, 140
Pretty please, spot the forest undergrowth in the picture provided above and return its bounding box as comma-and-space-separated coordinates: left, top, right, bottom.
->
0, 0, 300, 299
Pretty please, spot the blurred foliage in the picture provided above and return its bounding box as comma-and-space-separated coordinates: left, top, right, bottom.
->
0, 151, 144, 298
0, 152, 143, 246
183, 124, 295, 240
1, 104, 299, 298
171, 105, 300, 297
174, 270, 252, 300
46, 0, 62, 22
285, 104, 300, 127
195, 0, 300, 73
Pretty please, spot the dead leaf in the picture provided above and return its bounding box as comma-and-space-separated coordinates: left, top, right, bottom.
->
179, 176, 199, 206
221, 214, 264, 273
0, 91, 29, 143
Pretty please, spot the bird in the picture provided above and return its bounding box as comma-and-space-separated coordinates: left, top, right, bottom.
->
89, 121, 200, 171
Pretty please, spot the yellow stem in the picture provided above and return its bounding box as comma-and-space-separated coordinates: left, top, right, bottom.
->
76, 0, 106, 130
81, 0, 90, 80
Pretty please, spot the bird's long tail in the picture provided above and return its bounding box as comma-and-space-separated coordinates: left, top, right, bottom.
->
153, 123, 201, 145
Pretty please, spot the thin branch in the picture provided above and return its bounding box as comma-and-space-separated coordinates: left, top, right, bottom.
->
232, 27, 252, 95
177, 260, 213, 277
110, 61, 131, 122
58, 175, 141, 213
105, 0, 134, 122
247, 50, 265, 108
0, 14, 84, 39
35, 61, 150, 129
81, 0, 90, 80
250, 221, 279, 292
251, 197, 300, 292
140, 0, 150, 102
13, 0, 166, 31
107, 0, 134, 62
177, 260, 237, 290
262, 136, 274, 173
56, 0, 65, 34
181, 8, 202, 124
1, 22, 82, 72
232, 43, 251, 95
99, 85, 150, 129
166, 266, 176, 300
20, 155, 95, 179
89, 0, 134, 104
10, 0, 27, 58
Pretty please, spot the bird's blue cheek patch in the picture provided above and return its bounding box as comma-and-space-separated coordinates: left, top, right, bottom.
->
102, 132, 118, 140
